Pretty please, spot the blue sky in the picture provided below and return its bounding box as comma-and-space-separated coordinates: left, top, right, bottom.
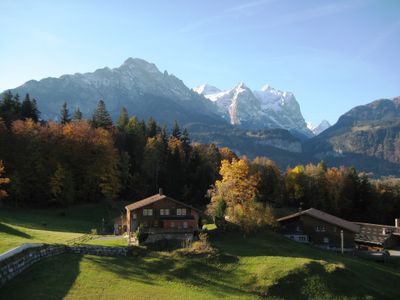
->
1, 0, 399, 125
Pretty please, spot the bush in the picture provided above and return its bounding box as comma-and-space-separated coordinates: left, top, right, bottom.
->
137, 231, 149, 243
146, 239, 182, 251
191, 232, 212, 252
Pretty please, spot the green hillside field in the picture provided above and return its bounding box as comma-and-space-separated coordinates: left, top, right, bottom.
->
1, 206, 400, 299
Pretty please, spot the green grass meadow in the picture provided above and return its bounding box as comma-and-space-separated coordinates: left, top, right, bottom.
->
1, 205, 400, 299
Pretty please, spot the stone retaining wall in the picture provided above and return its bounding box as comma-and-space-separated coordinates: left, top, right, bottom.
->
68, 245, 129, 256
0, 244, 67, 287
0, 244, 130, 287
143, 233, 194, 244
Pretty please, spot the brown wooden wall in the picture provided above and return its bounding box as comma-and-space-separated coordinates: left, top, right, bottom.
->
128, 197, 199, 230
279, 214, 356, 248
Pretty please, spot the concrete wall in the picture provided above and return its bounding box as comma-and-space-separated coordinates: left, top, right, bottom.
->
0, 244, 131, 287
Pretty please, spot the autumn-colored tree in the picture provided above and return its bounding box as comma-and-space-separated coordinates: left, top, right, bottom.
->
212, 159, 257, 207
219, 147, 238, 162
208, 159, 265, 231
0, 161, 10, 199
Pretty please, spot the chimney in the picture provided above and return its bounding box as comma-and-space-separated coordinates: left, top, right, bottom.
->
395, 218, 400, 228
159, 188, 163, 196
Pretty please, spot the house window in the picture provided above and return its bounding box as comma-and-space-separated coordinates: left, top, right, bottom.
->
333, 226, 337, 232
160, 209, 170, 216
170, 221, 175, 228
177, 208, 187, 215
132, 213, 137, 220
299, 236, 307, 242
323, 237, 329, 243
143, 209, 153, 216
315, 225, 326, 232
183, 221, 188, 229
296, 226, 300, 232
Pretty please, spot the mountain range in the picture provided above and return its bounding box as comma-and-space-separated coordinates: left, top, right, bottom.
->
193, 83, 313, 138
3, 57, 400, 176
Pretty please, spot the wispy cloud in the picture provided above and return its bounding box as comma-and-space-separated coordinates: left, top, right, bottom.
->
358, 20, 400, 59
176, 0, 276, 34
176, 0, 366, 37
225, 0, 277, 13
262, 1, 365, 29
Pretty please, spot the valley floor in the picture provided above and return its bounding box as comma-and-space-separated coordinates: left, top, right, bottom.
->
1, 206, 400, 299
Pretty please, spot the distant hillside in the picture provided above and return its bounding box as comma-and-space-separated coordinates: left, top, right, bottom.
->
304, 97, 400, 175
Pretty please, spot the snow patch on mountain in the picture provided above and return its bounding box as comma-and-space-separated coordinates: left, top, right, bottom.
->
307, 120, 331, 135
193, 84, 221, 95
194, 83, 313, 136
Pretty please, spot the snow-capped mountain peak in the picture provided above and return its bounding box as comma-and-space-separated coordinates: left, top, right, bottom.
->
194, 82, 313, 136
307, 120, 331, 135
193, 84, 221, 95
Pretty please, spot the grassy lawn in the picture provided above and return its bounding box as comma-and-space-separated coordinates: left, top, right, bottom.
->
0, 202, 128, 253
1, 230, 400, 299
85, 236, 128, 247
1, 205, 400, 299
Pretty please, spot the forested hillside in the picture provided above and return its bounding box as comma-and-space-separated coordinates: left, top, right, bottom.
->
1, 92, 400, 225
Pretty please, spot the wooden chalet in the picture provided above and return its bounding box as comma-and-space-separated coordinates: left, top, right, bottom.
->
116, 189, 200, 242
277, 208, 359, 250
354, 220, 400, 251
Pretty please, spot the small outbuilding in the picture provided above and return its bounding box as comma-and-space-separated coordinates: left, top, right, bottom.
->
354, 220, 400, 251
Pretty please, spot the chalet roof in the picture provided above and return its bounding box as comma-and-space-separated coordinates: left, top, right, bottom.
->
125, 194, 200, 212
354, 222, 400, 245
277, 208, 359, 233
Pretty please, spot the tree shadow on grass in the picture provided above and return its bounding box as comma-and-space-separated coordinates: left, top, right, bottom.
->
0, 253, 82, 300
0, 222, 31, 239
210, 231, 400, 299
266, 261, 382, 299
84, 253, 253, 298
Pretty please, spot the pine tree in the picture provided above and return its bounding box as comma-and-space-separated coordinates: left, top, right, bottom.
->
117, 107, 129, 130
21, 94, 33, 120
0, 91, 21, 126
147, 117, 158, 138
31, 98, 40, 122
172, 120, 181, 138
91, 100, 113, 128
73, 107, 83, 121
60, 102, 71, 124
181, 128, 191, 155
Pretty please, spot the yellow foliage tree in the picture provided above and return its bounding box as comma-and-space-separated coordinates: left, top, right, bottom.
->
214, 159, 257, 207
